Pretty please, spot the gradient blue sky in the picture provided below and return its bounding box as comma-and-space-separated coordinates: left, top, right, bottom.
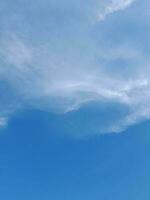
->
1, 0, 150, 199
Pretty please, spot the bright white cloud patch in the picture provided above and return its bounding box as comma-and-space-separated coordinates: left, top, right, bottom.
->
0, 0, 149, 135
98, 0, 136, 20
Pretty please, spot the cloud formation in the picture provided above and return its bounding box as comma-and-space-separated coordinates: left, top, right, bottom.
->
98, 0, 136, 20
0, 0, 150, 135
0, 117, 7, 127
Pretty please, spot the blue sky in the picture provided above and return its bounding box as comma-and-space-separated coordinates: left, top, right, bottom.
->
1, 110, 150, 200
1, 0, 150, 199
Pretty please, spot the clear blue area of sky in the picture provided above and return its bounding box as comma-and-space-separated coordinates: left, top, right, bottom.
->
0, 110, 150, 200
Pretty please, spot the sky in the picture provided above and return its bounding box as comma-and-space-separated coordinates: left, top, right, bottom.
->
0, 0, 150, 199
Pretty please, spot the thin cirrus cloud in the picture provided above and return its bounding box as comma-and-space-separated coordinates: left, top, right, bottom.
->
0, 117, 7, 127
0, 0, 149, 135
98, 0, 136, 20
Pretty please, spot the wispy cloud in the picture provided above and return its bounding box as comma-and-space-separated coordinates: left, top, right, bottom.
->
0, 0, 149, 135
98, 0, 136, 21
0, 117, 8, 128
0, 34, 150, 133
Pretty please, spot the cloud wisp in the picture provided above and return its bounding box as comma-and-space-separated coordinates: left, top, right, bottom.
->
0, 34, 150, 134
98, 0, 136, 21
0, 117, 7, 128
0, 0, 149, 135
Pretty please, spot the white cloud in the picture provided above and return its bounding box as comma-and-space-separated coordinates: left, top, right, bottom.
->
0, 0, 149, 135
0, 117, 8, 127
0, 34, 150, 134
98, 0, 136, 21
